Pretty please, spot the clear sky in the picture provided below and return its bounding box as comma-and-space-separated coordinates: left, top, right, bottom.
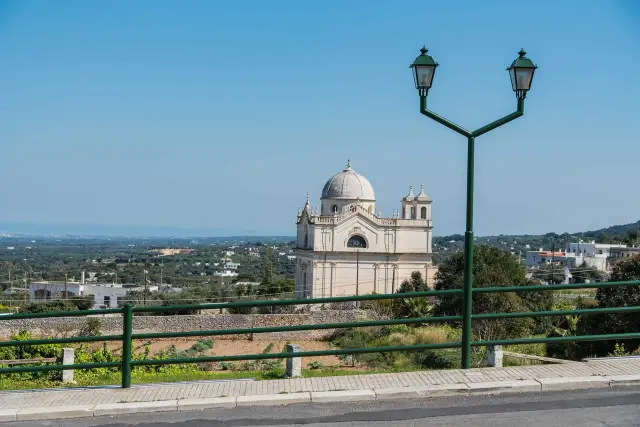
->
1, 0, 639, 237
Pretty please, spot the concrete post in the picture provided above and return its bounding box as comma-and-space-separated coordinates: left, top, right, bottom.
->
285, 344, 302, 378
62, 348, 75, 383
486, 345, 503, 368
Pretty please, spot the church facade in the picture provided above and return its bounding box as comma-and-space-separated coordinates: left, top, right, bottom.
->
294, 161, 435, 298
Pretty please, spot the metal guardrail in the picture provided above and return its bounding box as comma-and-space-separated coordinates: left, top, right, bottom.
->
0, 280, 639, 388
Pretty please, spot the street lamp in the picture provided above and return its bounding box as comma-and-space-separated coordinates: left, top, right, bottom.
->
410, 47, 438, 96
507, 49, 537, 100
410, 47, 537, 369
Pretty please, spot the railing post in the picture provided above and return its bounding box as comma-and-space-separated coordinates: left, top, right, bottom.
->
121, 304, 133, 388
62, 348, 75, 383
285, 344, 302, 378
486, 345, 503, 367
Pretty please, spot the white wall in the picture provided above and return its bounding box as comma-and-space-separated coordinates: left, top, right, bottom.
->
566, 242, 626, 257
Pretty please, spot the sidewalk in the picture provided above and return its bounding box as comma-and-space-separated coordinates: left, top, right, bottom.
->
1, 358, 639, 422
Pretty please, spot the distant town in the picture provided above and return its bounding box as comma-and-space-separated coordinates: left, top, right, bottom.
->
0, 217, 638, 312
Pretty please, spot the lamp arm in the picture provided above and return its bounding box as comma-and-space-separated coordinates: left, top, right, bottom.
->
471, 99, 524, 138
420, 95, 472, 138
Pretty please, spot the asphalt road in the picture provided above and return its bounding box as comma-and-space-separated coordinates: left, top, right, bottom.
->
10, 386, 640, 427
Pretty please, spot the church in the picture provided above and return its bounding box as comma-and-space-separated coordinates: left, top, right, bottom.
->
294, 161, 435, 298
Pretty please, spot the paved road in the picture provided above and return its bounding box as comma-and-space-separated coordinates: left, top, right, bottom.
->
9, 386, 640, 426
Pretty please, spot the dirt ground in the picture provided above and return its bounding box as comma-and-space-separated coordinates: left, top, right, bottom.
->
98, 339, 345, 368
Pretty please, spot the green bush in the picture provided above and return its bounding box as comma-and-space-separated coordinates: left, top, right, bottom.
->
78, 318, 103, 337
0, 331, 63, 381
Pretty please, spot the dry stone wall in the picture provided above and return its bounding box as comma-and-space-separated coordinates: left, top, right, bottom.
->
0, 311, 365, 341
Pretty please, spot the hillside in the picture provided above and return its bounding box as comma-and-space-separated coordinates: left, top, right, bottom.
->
432, 220, 640, 264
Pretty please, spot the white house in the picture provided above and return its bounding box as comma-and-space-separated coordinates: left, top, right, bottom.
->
294, 160, 436, 298
566, 241, 626, 258
214, 270, 238, 277
224, 262, 240, 270
525, 250, 581, 269
28, 281, 159, 309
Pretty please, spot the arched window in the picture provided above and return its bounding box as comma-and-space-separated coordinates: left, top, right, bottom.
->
411, 207, 416, 219
347, 235, 367, 248
332, 205, 338, 214
304, 230, 308, 248
367, 206, 373, 213
421, 206, 427, 219
402, 206, 406, 218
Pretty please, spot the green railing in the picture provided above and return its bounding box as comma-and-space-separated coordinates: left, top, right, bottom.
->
1, 280, 639, 388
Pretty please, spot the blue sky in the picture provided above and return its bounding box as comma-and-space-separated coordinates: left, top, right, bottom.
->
1, 0, 638, 236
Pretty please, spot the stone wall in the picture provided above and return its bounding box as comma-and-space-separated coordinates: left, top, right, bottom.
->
0, 310, 364, 341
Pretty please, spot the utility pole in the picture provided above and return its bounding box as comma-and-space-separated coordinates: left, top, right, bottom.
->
356, 249, 360, 296
143, 268, 148, 305
23, 268, 27, 306
551, 240, 555, 284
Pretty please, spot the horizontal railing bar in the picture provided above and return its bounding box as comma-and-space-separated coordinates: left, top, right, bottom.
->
131, 290, 464, 313
474, 305, 640, 320
132, 331, 640, 367
132, 315, 464, 340
476, 280, 640, 294
1, 281, 637, 320
0, 361, 121, 374
0, 308, 123, 320
474, 332, 640, 347
130, 342, 463, 366
0, 335, 123, 348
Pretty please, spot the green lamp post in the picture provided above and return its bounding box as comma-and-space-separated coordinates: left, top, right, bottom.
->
410, 47, 537, 369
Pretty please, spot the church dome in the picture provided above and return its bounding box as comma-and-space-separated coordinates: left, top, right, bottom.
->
321, 160, 375, 201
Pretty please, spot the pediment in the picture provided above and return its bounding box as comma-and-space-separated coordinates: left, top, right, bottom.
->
335, 214, 380, 245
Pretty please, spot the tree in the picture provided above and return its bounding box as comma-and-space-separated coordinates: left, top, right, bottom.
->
576, 255, 640, 357
434, 245, 553, 341
392, 272, 432, 319
260, 248, 273, 294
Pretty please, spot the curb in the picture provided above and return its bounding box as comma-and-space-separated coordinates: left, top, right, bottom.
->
178, 397, 237, 411
16, 405, 94, 422
311, 390, 376, 403
375, 384, 469, 400
94, 400, 178, 416
468, 380, 541, 394
237, 393, 311, 406
0, 374, 636, 423
0, 411, 17, 423
537, 376, 610, 391
606, 374, 640, 386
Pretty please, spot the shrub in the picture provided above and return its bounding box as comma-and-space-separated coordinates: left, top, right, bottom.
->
219, 362, 237, 371
413, 327, 449, 345
307, 361, 324, 370
0, 331, 63, 381
78, 318, 103, 337
387, 332, 414, 346
418, 349, 460, 369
